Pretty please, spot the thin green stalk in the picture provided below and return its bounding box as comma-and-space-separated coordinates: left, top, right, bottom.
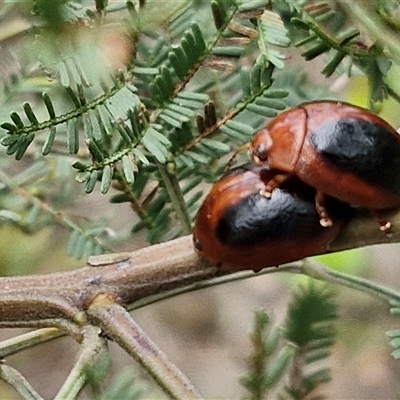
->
157, 161, 192, 235
301, 260, 400, 304
340, 1, 400, 61
0, 328, 63, 358
0, 365, 43, 400
131, 257, 400, 311
54, 325, 108, 400
88, 296, 204, 400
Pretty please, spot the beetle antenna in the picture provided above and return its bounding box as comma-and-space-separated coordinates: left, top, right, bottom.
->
226, 143, 250, 170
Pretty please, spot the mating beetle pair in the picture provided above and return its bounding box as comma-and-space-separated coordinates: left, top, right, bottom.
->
193, 101, 400, 271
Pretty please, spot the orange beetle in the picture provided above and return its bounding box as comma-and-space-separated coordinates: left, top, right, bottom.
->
193, 164, 351, 272
251, 101, 400, 227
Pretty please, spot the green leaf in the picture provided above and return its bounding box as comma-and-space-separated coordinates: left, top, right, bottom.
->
302, 41, 331, 60
212, 46, 244, 57
105, 87, 141, 121
117, 124, 133, 143
133, 67, 159, 75
100, 164, 113, 194
25, 204, 41, 226
257, 10, 290, 68
72, 161, 89, 171
160, 109, 190, 127
238, 0, 266, 12
256, 97, 287, 110
58, 61, 70, 87
97, 105, 114, 137
85, 170, 99, 193
1, 122, 18, 133
240, 67, 251, 97
224, 119, 256, 136
131, 148, 149, 165
211, 0, 224, 29
89, 110, 103, 142
5, 139, 21, 156
185, 151, 208, 164
67, 230, 81, 257
0, 210, 21, 223
161, 66, 175, 94
75, 171, 91, 183
10, 112, 25, 129
67, 119, 79, 154
177, 91, 209, 102
110, 193, 131, 203
87, 139, 105, 162
191, 22, 206, 52
121, 154, 135, 184
391, 349, 400, 360
200, 138, 230, 153
23, 103, 39, 125
42, 126, 57, 155
265, 345, 296, 387
169, 51, 187, 80
167, 104, 196, 118
219, 124, 248, 141
1, 135, 18, 146
83, 113, 93, 139
142, 127, 171, 163
247, 103, 278, 117
322, 51, 346, 77
15, 134, 35, 160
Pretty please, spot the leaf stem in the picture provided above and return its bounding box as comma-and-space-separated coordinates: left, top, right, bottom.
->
88, 295, 204, 400
54, 325, 108, 400
340, 0, 400, 61
157, 161, 192, 235
0, 328, 63, 358
0, 365, 43, 400
301, 260, 400, 304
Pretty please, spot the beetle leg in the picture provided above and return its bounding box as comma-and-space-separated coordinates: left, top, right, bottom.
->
259, 173, 290, 198
315, 191, 333, 227
369, 209, 392, 232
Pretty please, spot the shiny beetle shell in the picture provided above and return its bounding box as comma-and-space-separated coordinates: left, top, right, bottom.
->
251, 101, 400, 209
193, 164, 351, 271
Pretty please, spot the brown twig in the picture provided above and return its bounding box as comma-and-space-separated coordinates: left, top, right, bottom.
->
0, 208, 400, 329
0, 209, 399, 398
88, 295, 204, 400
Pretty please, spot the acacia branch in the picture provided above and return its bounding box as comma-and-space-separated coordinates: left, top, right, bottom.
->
0, 208, 399, 328
88, 295, 204, 400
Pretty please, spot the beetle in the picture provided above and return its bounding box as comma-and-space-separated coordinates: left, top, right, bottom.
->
193, 164, 351, 272
250, 101, 400, 228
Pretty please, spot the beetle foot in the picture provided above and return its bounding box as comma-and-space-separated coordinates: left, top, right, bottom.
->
259, 188, 272, 198
319, 216, 333, 227
260, 174, 290, 199
369, 209, 392, 233
379, 221, 392, 232
315, 191, 333, 227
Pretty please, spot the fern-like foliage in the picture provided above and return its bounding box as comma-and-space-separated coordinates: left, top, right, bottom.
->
282, 282, 337, 399
1, 0, 400, 260
0, 0, 294, 256
241, 282, 337, 400
85, 354, 144, 400
241, 309, 295, 400
289, 1, 393, 103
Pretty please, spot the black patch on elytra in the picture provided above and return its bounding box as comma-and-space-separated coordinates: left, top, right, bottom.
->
309, 118, 400, 192
216, 188, 322, 247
